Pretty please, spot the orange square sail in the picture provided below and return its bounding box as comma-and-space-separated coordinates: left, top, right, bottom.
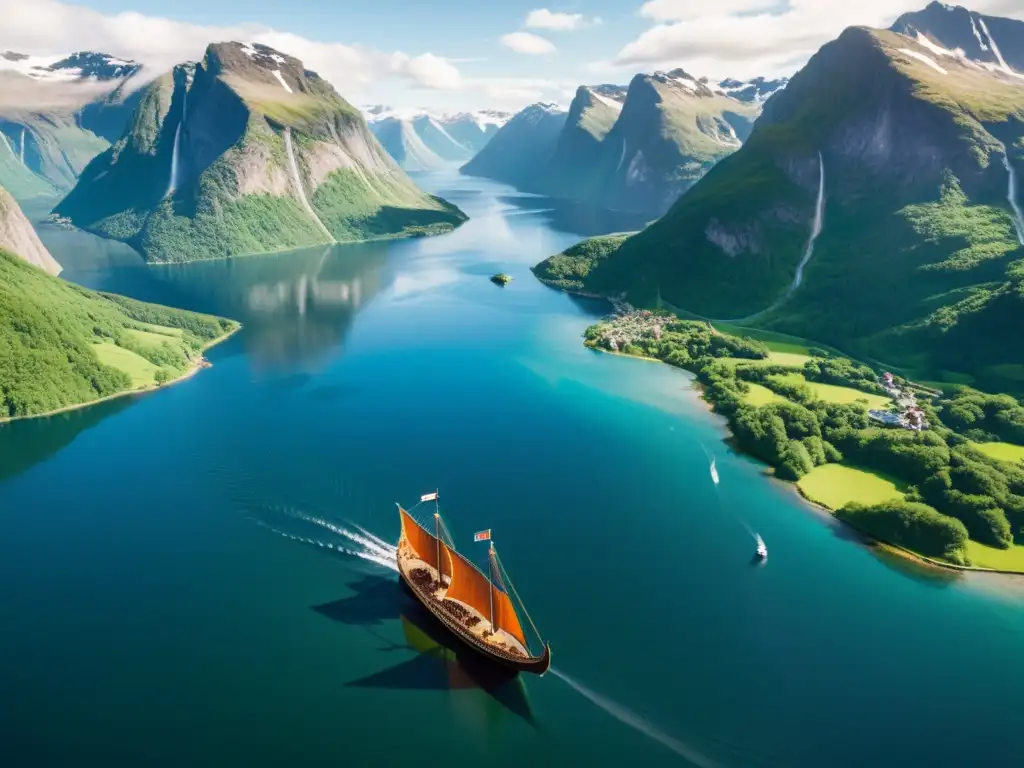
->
399, 506, 442, 573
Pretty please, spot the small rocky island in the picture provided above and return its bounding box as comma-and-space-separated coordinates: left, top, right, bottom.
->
490, 273, 513, 286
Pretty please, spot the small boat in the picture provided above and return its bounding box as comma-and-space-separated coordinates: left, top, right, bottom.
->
709, 458, 719, 485
395, 492, 551, 675
755, 534, 767, 560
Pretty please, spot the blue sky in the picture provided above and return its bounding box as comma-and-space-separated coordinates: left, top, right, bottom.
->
5, 1, 1024, 112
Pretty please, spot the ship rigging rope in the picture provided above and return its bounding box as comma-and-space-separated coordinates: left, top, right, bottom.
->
493, 550, 544, 648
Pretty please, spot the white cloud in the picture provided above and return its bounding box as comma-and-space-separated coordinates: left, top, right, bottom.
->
611, 0, 1024, 80
390, 52, 462, 90
525, 9, 599, 31
0, 0, 463, 95
500, 32, 557, 55
463, 76, 567, 109
638, 0, 778, 23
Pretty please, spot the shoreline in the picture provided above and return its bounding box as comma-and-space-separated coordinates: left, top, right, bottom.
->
97, 221, 464, 268
587, 340, 1024, 578
0, 323, 242, 426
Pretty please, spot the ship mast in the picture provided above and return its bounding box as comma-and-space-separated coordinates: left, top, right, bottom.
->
433, 489, 441, 586
488, 543, 496, 633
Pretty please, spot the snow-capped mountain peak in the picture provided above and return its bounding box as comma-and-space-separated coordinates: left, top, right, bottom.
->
0, 51, 141, 82
714, 76, 789, 103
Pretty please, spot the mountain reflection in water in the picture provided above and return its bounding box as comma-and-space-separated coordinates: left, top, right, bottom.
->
151, 243, 391, 369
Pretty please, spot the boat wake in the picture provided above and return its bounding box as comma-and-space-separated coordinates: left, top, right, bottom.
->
251, 504, 398, 572
698, 443, 764, 555
550, 668, 717, 767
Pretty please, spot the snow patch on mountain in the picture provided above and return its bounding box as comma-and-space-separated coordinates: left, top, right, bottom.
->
899, 48, 949, 74
589, 89, 624, 111
913, 32, 964, 58
0, 51, 140, 83
272, 69, 292, 93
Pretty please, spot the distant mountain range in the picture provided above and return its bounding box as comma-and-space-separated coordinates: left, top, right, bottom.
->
364, 106, 511, 170
534, 3, 1024, 391
54, 42, 466, 263
0, 50, 147, 199
460, 74, 784, 216
0, 50, 141, 82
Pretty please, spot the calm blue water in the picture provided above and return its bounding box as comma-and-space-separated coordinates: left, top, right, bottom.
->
3, 174, 1023, 767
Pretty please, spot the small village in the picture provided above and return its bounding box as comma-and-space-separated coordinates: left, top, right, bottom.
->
590, 307, 930, 431
868, 371, 929, 432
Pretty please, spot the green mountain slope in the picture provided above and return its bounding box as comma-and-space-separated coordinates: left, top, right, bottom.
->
0, 185, 238, 418
534, 24, 1024, 390
55, 42, 466, 263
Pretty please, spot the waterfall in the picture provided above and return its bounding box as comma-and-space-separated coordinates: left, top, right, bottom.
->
165, 87, 187, 197
793, 151, 825, 290
999, 141, 1024, 246
284, 127, 335, 242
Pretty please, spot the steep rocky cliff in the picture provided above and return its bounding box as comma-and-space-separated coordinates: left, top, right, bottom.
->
0, 183, 61, 274
56, 42, 466, 262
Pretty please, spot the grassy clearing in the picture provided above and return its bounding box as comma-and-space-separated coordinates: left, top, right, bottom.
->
712, 324, 813, 355
772, 372, 892, 410
135, 322, 183, 337
743, 382, 788, 406
971, 442, 1024, 464
92, 342, 163, 387
125, 327, 182, 347
767, 351, 812, 368
797, 464, 905, 510
965, 541, 1024, 572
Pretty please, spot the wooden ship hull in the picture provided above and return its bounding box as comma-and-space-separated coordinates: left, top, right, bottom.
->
396, 504, 551, 675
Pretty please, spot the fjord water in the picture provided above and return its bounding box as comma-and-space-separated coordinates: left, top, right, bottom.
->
3, 176, 1024, 768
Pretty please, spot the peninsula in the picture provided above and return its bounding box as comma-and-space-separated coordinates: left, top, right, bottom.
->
0, 244, 240, 422
585, 307, 1024, 573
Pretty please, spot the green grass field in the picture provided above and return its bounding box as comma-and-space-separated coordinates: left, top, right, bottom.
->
971, 442, 1024, 464
743, 382, 788, 406
771, 372, 892, 410
712, 324, 814, 355
721, 351, 813, 370
125, 327, 184, 347
92, 342, 163, 387
965, 541, 1024, 572
797, 464, 906, 510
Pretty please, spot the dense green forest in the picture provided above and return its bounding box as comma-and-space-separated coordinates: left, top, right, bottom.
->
0, 248, 237, 418
584, 313, 1024, 566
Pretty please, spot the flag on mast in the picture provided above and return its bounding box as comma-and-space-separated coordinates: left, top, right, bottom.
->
420, 491, 438, 502
474, 529, 491, 542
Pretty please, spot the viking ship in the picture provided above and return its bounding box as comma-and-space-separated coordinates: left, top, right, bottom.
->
396, 492, 551, 675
